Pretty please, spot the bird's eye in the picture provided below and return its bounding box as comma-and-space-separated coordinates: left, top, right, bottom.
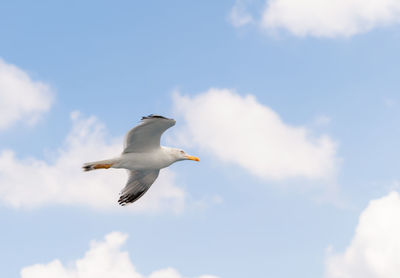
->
180, 150, 184, 154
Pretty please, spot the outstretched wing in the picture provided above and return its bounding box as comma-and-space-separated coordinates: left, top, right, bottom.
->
118, 169, 160, 206
123, 115, 176, 153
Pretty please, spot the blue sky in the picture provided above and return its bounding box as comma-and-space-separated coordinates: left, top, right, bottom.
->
2, 1, 400, 278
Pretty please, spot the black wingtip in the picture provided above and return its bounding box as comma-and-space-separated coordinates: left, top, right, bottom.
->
141, 114, 171, 120
118, 189, 147, 206
118, 195, 130, 206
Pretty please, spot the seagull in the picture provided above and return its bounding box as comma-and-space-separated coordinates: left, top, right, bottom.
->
83, 114, 199, 206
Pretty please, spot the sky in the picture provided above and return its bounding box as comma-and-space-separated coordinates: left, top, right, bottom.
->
1, 0, 400, 277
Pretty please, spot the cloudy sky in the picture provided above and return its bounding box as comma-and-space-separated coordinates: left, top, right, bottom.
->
1, 1, 400, 277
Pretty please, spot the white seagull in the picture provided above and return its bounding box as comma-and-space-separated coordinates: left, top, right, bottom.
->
83, 114, 199, 206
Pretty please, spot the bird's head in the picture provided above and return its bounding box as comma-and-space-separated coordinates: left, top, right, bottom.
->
171, 148, 200, 162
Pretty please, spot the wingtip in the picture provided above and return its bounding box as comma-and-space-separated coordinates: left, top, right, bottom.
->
141, 114, 173, 121
117, 197, 129, 206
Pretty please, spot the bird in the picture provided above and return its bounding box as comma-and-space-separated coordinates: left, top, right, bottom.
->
82, 114, 200, 206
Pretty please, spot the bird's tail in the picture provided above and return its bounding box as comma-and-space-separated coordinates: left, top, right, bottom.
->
82, 159, 116, 172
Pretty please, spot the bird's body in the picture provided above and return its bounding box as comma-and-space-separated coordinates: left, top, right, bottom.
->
114, 147, 180, 170
83, 115, 199, 206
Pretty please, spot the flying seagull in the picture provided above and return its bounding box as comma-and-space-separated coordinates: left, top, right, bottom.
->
83, 114, 199, 206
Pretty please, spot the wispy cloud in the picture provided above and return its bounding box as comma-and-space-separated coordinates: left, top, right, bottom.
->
0, 112, 185, 213
0, 58, 53, 130
314, 115, 331, 127
173, 88, 337, 181
228, 0, 254, 27
383, 97, 396, 108
326, 191, 400, 278
21, 232, 219, 278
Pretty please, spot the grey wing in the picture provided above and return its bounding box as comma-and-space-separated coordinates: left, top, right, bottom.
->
123, 115, 176, 153
118, 169, 160, 206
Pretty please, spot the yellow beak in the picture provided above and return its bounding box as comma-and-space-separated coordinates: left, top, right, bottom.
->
185, 155, 200, 162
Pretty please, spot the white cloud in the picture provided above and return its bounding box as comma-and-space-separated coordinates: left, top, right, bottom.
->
21, 232, 219, 278
229, 0, 400, 38
326, 191, 400, 278
0, 58, 53, 130
228, 0, 254, 27
0, 112, 185, 213
173, 88, 337, 181
263, 0, 400, 38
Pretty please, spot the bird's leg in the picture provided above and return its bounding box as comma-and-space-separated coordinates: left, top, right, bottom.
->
93, 163, 113, 169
